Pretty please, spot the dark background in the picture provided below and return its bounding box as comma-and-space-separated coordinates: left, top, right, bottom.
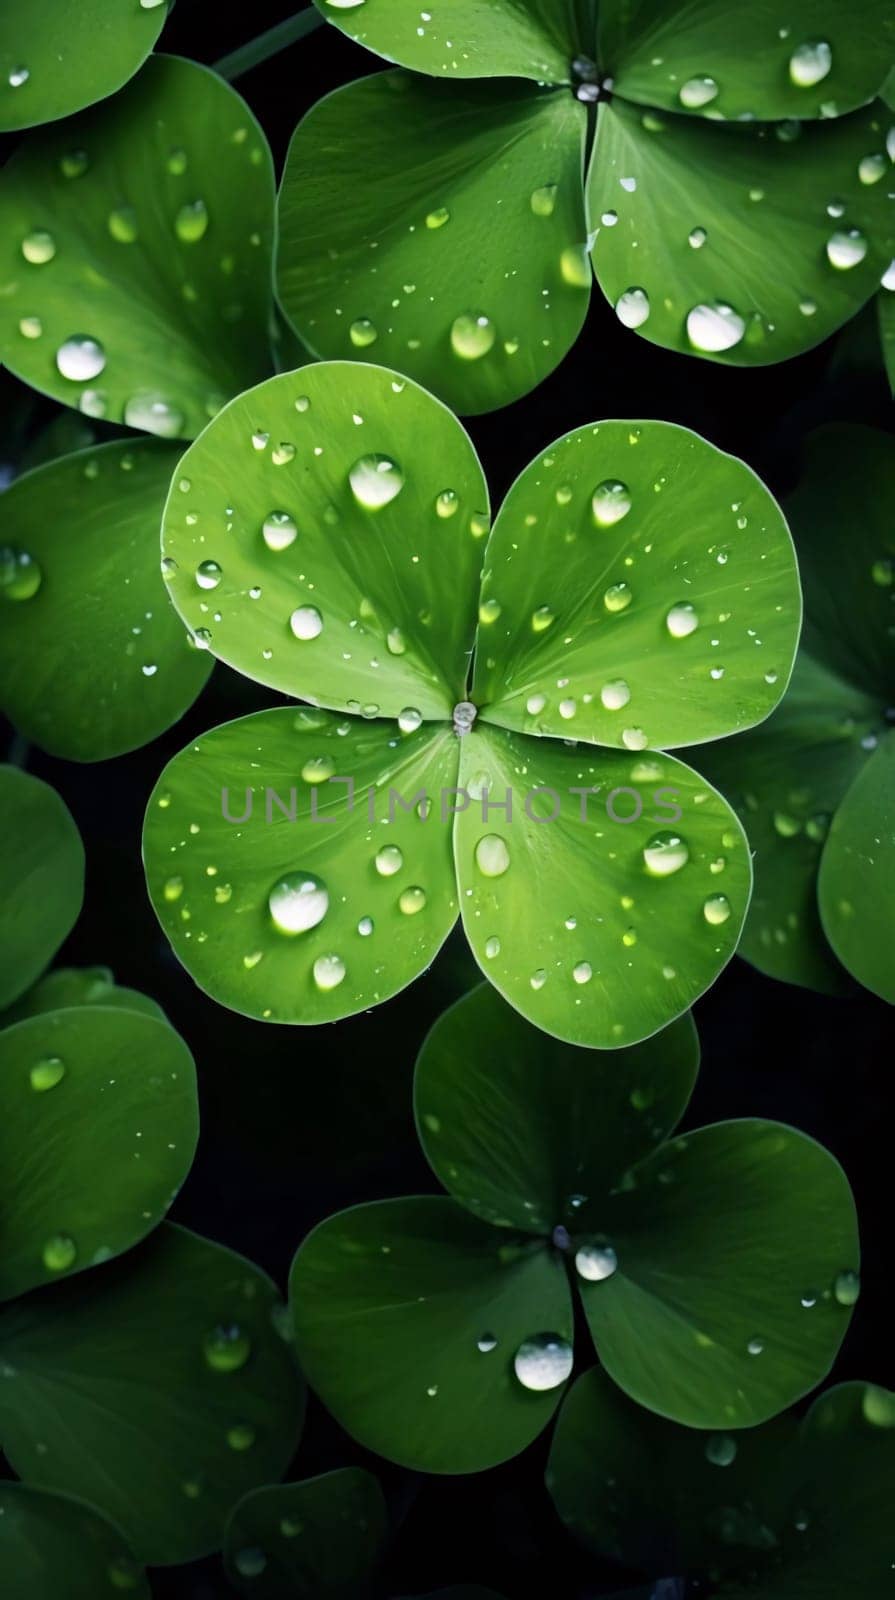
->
2, 4, 893, 1596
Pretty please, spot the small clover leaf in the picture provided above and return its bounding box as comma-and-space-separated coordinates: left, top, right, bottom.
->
0, 1225, 305, 1564
0, 1484, 148, 1600
278, 4, 895, 412
0, 0, 166, 133
288, 984, 858, 1472
0, 439, 213, 762
1, 966, 167, 1026
0, 56, 276, 438
224, 1468, 388, 1598
696, 424, 894, 998
0, 767, 84, 1011
547, 1369, 895, 1597
143, 362, 801, 1044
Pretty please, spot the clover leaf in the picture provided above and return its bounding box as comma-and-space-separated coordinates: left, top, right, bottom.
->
0, 767, 84, 1011
0, 1224, 305, 1564
547, 1368, 895, 1597
0, 56, 276, 438
696, 424, 894, 999
0, 1484, 148, 1599
224, 1468, 388, 1597
0, 0, 166, 133
276, 3, 895, 412
1, 966, 166, 1026
142, 362, 801, 1044
0, 439, 212, 761
287, 983, 858, 1473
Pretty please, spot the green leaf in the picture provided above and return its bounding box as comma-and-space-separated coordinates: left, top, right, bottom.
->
600, 1, 895, 121
1, 966, 166, 1027
0, 1007, 197, 1301
312, 0, 589, 82
879, 290, 895, 392
693, 652, 880, 993
143, 708, 461, 1024
0, 1224, 305, 1564
224, 1469, 388, 1598
277, 74, 589, 415
0, 440, 212, 761
818, 733, 895, 1001
548, 1370, 895, 1596
0, 0, 165, 132
473, 420, 799, 748
454, 724, 752, 1047
581, 1119, 859, 1428
0, 767, 84, 1010
589, 99, 895, 365
415, 983, 699, 1232
290, 1196, 572, 1473
160, 362, 487, 711
0, 1484, 149, 1599
0, 55, 275, 438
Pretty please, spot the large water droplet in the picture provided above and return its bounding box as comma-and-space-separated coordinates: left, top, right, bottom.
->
55, 336, 105, 381
643, 831, 689, 877
514, 1333, 573, 1391
398, 885, 427, 915
30, 1056, 66, 1092
269, 872, 329, 934
703, 893, 731, 926
451, 313, 495, 360
834, 1269, 860, 1307
603, 581, 632, 613
826, 228, 868, 269
475, 834, 510, 877
263, 511, 298, 552
42, 1234, 76, 1272
688, 226, 707, 249
666, 601, 699, 638
858, 152, 887, 185
575, 1244, 618, 1281
530, 184, 557, 217
349, 317, 378, 348
426, 206, 450, 229
789, 40, 832, 88
349, 453, 405, 509
196, 560, 222, 591
108, 206, 138, 243
375, 844, 403, 877
532, 604, 555, 633
686, 304, 745, 352
123, 392, 184, 437
679, 76, 719, 109
592, 480, 632, 527
601, 679, 631, 711
203, 1323, 251, 1373
615, 287, 650, 329
175, 200, 209, 243
0, 547, 43, 601
560, 245, 591, 288
290, 605, 323, 641
21, 229, 56, 264
313, 953, 346, 991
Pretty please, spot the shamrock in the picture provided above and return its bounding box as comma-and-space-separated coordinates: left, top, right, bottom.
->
289, 983, 858, 1472
276, 1, 895, 413
698, 423, 895, 1002
143, 359, 800, 1046
548, 1367, 895, 1600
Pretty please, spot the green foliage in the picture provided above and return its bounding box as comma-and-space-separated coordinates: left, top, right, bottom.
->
224, 1468, 388, 1597
0, 0, 165, 132
278, 1, 895, 410
0, 1484, 148, 1600
547, 1368, 895, 1596
0, 440, 212, 760
289, 985, 857, 1471
2, 966, 166, 1025
142, 362, 800, 1045
0, 766, 84, 1010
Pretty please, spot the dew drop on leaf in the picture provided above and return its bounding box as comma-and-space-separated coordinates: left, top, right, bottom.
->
262, 511, 298, 552
826, 229, 868, 269
123, 392, 185, 437
195, 560, 222, 590
705, 1434, 738, 1467
686, 304, 745, 353
29, 1056, 66, 1092
42, 1234, 77, 1272
175, 199, 209, 243
0, 547, 42, 601
575, 1244, 618, 1281
603, 581, 633, 613
833, 1269, 861, 1307
666, 602, 699, 638
615, 288, 650, 329
513, 1334, 573, 1391
474, 835, 510, 878
643, 832, 689, 876
678, 76, 719, 109
312, 953, 346, 991
202, 1323, 252, 1373
375, 844, 403, 877
55, 336, 106, 381
21, 229, 55, 264
600, 679, 631, 711
450, 313, 496, 361
703, 894, 732, 926
349, 317, 378, 348
269, 873, 329, 935
592, 480, 632, 527
290, 605, 323, 641
789, 40, 832, 88
398, 886, 427, 915
348, 454, 405, 509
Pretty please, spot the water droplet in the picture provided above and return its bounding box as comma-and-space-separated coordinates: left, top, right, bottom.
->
703, 894, 731, 926
8, 66, 29, 88
530, 184, 557, 216
0, 547, 43, 601
526, 693, 547, 715
196, 560, 222, 591
263, 511, 298, 552
532, 604, 555, 633
601, 679, 631, 711
349, 317, 378, 348
826, 228, 868, 269
484, 936, 501, 959
834, 1269, 860, 1307
862, 1385, 895, 1427
603, 581, 632, 613
686, 304, 745, 353
21, 229, 56, 264
451, 313, 495, 360
530, 969, 547, 990
666, 602, 699, 638
573, 961, 592, 984
706, 1434, 737, 1467
30, 1056, 65, 1092
859, 152, 886, 185
426, 206, 450, 229
108, 206, 138, 243
615, 287, 650, 329
203, 1324, 251, 1373
592, 480, 632, 527
622, 728, 648, 751
42, 1234, 76, 1272
399, 885, 427, 915
688, 226, 707, 249
19, 315, 42, 339
123, 391, 184, 437
789, 40, 832, 88
475, 834, 510, 877
60, 149, 89, 178
560, 245, 591, 288
163, 876, 184, 903
679, 76, 719, 109
56, 335, 105, 381
643, 831, 689, 877
435, 489, 459, 519
313, 953, 346, 991
386, 626, 406, 655
269, 872, 329, 934
349, 453, 404, 509
233, 1546, 267, 1579
479, 597, 502, 625
513, 1333, 573, 1391
375, 843, 403, 877
477, 1332, 498, 1353
872, 558, 893, 586
175, 200, 209, 243
747, 1337, 765, 1356
575, 1244, 618, 1281
271, 441, 296, 465
290, 605, 323, 641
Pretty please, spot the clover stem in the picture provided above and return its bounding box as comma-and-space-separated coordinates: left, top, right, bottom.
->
214, 8, 325, 82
